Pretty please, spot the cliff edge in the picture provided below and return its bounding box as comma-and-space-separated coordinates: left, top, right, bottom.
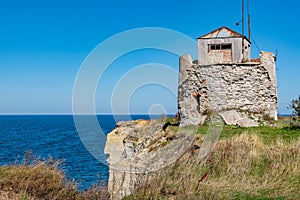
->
104, 118, 193, 199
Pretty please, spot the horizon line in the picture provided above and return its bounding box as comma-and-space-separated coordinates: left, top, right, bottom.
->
0, 113, 292, 116
0, 113, 176, 116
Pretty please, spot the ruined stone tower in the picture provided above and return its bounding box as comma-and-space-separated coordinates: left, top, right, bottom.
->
178, 26, 278, 127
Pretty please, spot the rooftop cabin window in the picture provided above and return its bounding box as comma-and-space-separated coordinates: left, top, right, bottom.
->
209, 44, 232, 52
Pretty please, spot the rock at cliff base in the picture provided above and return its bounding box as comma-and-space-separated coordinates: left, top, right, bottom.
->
237, 118, 259, 127
219, 110, 242, 125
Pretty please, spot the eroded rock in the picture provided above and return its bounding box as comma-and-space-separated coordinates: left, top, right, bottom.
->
220, 110, 242, 125
237, 118, 259, 127
105, 119, 194, 200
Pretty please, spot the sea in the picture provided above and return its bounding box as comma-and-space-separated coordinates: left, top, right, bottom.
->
0, 115, 157, 190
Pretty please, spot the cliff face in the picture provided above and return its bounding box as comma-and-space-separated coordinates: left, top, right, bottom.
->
104, 119, 193, 199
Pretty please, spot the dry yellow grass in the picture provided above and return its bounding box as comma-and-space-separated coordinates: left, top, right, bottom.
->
0, 157, 109, 200
126, 133, 300, 200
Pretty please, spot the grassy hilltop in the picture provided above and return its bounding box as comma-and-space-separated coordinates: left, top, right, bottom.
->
127, 123, 300, 199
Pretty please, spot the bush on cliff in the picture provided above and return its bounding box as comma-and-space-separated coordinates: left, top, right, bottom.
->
0, 153, 109, 200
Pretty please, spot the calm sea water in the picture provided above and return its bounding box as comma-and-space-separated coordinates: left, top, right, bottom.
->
0, 115, 154, 190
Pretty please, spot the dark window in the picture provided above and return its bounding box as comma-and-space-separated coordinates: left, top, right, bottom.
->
221, 44, 232, 49
208, 43, 232, 51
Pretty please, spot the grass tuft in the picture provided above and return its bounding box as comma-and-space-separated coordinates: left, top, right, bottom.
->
0, 153, 109, 200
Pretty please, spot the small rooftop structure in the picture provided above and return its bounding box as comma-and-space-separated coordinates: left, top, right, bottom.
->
197, 26, 251, 65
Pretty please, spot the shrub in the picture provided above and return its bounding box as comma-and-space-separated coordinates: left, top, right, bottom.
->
0, 153, 109, 200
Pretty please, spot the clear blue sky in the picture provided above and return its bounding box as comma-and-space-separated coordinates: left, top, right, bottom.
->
0, 0, 299, 115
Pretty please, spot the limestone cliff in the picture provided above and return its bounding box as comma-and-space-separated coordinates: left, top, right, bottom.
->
104, 119, 193, 200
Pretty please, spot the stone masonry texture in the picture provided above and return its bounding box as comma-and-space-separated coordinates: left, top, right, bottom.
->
178, 52, 278, 126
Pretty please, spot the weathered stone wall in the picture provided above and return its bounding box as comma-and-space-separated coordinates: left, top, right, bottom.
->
178, 52, 278, 126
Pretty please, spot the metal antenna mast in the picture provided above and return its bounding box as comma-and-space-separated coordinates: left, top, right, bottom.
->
242, 0, 245, 38
247, 0, 251, 41
242, 0, 245, 56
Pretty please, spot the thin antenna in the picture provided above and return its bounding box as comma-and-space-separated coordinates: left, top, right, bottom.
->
247, 0, 251, 41
242, 0, 245, 37
242, 0, 245, 56
248, 15, 251, 41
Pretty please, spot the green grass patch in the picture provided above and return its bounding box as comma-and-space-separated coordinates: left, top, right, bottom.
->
232, 192, 286, 200
194, 125, 300, 144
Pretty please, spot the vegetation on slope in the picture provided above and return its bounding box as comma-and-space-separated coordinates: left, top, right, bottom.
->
125, 124, 300, 200
0, 153, 109, 200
